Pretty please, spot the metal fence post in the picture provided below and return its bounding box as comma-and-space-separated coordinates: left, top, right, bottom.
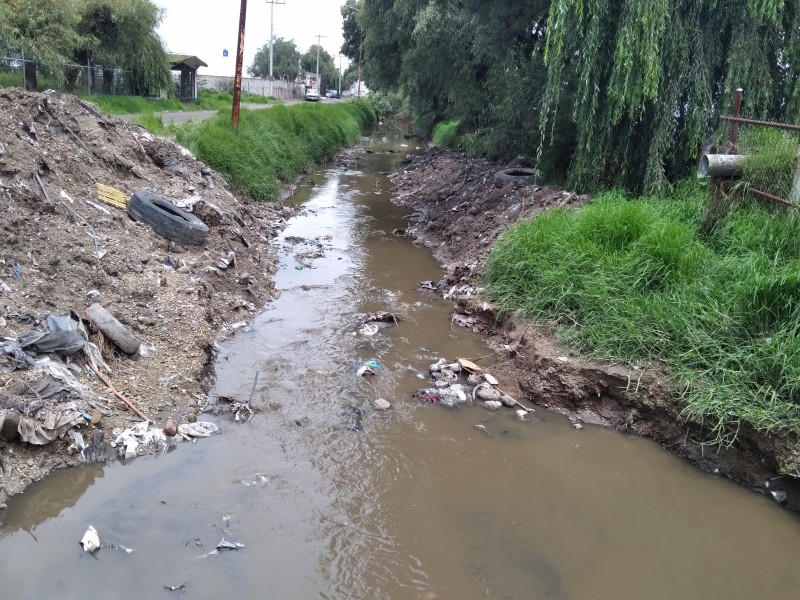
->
87, 58, 91, 94
20, 48, 25, 90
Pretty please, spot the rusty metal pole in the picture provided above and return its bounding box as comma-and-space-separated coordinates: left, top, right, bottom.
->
232, 0, 248, 129
728, 88, 744, 149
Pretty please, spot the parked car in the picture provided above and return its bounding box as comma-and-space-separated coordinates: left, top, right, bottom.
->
304, 88, 320, 102
325, 90, 340, 99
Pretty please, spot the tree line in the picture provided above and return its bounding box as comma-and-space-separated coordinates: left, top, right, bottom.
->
248, 39, 356, 91
344, 0, 800, 193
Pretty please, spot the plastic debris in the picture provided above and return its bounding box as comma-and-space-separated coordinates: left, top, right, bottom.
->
457, 357, 481, 372
164, 584, 186, 592
473, 424, 491, 437
80, 526, 101, 553
484, 373, 499, 386
358, 323, 379, 336
516, 409, 529, 421
177, 421, 219, 439
112, 420, 167, 459
216, 538, 245, 551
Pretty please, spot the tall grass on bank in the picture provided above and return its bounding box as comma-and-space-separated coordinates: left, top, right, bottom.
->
485, 183, 800, 443
432, 118, 462, 147
176, 101, 375, 200
79, 89, 277, 115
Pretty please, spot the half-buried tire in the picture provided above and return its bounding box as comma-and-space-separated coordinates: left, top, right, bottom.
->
127, 190, 209, 246
493, 168, 543, 185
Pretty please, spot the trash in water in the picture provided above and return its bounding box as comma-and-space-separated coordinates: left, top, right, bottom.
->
473, 424, 491, 437
242, 473, 270, 487
358, 323, 379, 336
356, 365, 376, 377
216, 538, 245, 551
414, 384, 469, 408
80, 525, 101, 553
112, 420, 167, 459
177, 421, 219, 439
516, 409, 529, 422
457, 357, 481, 373
164, 584, 186, 592
484, 373, 499, 386
374, 398, 391, 410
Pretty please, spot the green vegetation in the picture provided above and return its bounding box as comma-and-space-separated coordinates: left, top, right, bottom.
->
78, 89, 276, 115
357, 0, 800, 192
485, 184, 800, 441
431, 119, 461, 147
739, 128, 800, 202
131, 112, 166, 135
175, 101, 375, 201
368, 89, 409, 120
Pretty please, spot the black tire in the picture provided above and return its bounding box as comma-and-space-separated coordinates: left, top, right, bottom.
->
493, 168, 542, 185
127, 190, 209, 246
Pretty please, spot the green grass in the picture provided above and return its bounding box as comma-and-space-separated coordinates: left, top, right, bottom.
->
485, 182, 800, 444
77, 89, 279, 115
131, 112, 167, 135
739, 127, 800, 201
175, 100, 375, 200
432, 118, 462, 146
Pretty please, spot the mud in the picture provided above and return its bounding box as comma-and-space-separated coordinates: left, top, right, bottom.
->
390, 146, 800, 510
0, 89, 294, 504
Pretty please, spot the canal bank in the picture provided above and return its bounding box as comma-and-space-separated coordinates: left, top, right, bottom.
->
2, 132, 800, 599
390, 145, 800, 510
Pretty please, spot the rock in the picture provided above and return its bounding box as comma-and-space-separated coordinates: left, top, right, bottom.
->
374, 398, 391, 410
467, 373, 481, 385
483, 400, 502, 411
164, 418, 178, 437
499, 393, 516, 407
140, 253, 150, 263
90, 409, 102, 425
476, 386, 501, 402
484, 373, 499, 385
186, 411, 197, 423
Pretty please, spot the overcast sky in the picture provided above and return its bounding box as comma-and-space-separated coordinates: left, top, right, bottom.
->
154, 0, 348, 77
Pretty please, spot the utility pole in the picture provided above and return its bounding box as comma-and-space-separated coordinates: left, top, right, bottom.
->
357, 29, 363, 98
315, 34, 327, 92
338, 54, 341, 97
266, 0, 285, 98
233, 0, 248, 128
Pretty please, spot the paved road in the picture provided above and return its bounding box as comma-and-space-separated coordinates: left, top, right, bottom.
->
117, 99, 306, 125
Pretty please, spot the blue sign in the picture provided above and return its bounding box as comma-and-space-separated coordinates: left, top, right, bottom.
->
223, 49, 229, 57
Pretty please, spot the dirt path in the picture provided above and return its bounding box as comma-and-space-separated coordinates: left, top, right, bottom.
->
0, 89, 295, 505
389, 146, 800, 510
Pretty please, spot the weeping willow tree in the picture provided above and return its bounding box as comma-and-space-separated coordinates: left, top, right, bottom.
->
542, 0, 800, 193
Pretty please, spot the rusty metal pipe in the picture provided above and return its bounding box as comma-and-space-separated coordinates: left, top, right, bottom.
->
721, 115, 800, 133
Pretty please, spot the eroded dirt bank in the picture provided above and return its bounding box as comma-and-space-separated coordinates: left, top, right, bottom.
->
390, 146, 800, 510
0, 89, 295, 504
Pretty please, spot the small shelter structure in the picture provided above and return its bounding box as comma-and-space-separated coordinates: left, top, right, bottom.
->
169, 54, 208, 102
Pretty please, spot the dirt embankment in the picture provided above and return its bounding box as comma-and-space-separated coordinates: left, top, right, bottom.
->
390, 146, 800, 510
0, 89, 294, 505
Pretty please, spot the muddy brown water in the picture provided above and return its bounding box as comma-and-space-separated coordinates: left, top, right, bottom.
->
2, 134, 800, 599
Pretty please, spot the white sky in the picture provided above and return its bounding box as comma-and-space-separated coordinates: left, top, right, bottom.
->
154, 0, 348, 77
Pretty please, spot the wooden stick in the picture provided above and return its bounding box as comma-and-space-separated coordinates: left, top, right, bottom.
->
88, 361, 148, 420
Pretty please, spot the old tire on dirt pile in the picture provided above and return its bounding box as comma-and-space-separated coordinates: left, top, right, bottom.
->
127, 190, 209, 246
493, 168, 542, 186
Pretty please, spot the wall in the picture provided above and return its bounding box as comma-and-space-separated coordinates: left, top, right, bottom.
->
198, 74, 305, 100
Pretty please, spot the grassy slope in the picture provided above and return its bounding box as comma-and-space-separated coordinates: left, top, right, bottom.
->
79, 89, 275, 115
175, 101, 375, 200
485, 182, 800, 441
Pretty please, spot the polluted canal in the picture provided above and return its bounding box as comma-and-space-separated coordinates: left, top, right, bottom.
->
2, 134, 800, 599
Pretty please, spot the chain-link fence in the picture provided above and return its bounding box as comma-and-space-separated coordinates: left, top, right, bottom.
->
1, 54, 134, 96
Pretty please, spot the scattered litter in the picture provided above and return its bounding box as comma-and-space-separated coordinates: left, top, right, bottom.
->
80, 525, 101, 553
356, 360, 382, 377
164, 584, 186, 592
112, 420, 167, 459
242, 473, 270, 487
771, 490, 788, 503
516, 409, 529, 422
573, 423, 584, 430
484, 373, 499, 385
